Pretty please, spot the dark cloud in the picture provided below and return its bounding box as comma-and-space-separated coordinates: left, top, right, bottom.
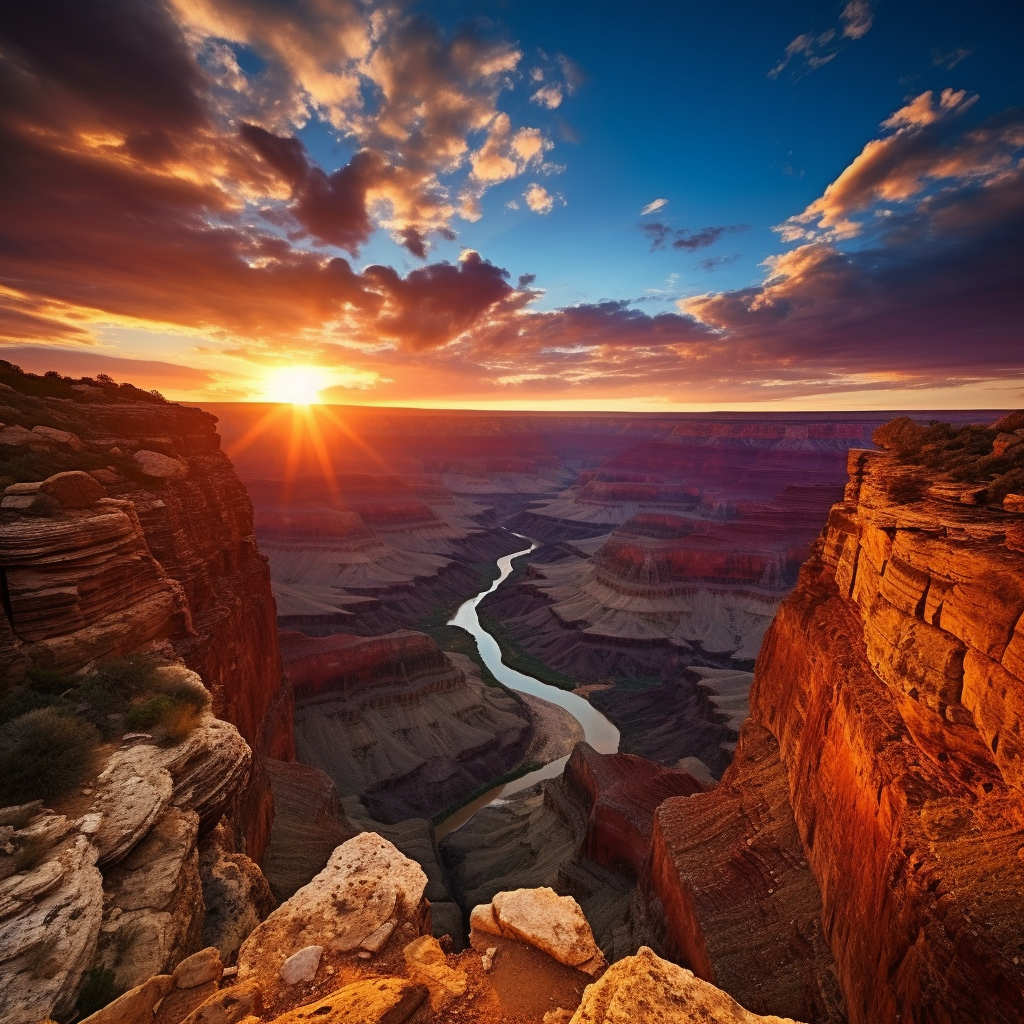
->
696, 254, 742, 272
641, 222, 747, 252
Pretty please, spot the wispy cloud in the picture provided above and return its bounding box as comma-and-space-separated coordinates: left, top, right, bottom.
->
696, 254, 742, 271
641, 222, 748, 252
840, 1, 873, 40
770, 2, 872, 79
641, 198, 668, 216
932, 46, 975, 70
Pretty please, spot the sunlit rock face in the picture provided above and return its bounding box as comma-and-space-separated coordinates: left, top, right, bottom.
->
281, 629, 532, 822
647, 448, 1024, 1024
0, 382, 293, 858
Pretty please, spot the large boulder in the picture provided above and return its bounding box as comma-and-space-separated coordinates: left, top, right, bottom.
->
39, 470, 104, 508
566, 946, 805, 1023
237, 833, 428, 994
470, 887, 607, 976
263, 978, 428, 1024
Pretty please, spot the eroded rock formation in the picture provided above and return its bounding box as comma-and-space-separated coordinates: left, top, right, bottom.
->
0, 376, 293, 859
282, 629, 533, 822
647, 446, 1024, 1024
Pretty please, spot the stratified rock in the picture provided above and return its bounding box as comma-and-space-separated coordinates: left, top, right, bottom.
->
286, 630, 532, 823
134, 449, 189, 479
39, 470, 105, 508
94, 806, 204, 992
236, 833, 428, 992
262, 979, 428, 1024
77, 974, 175, 1024
31, 425, 83, 450
0, 499, 191, 679
0, 833, 103, 1024
471, 887, 607, 976
90, 749, 174, 867
646, 725, 844, 1023
568, 946, 804, 1024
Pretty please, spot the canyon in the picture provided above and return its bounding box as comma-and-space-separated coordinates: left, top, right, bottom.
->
2, 361, 1022, 1024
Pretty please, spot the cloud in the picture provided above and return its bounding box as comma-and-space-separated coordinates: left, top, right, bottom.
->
641, 198, 668, 216
641, 222, 748, 252
696, 254, 741, 271
840, 1, 873, 40
524, 183, 558, 214
932, 46, 975, 71
531, 85, 563, 109
777, 90, 1017, 241
770, 2, 872, 79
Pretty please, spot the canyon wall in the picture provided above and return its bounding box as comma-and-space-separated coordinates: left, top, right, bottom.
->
0, 371, 292, 858
281, 628, 533, 822
647, 445, 1024, 1024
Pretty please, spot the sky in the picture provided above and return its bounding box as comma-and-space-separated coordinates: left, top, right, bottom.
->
0, 0, 1022, 410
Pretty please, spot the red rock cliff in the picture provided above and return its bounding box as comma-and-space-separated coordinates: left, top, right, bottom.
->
648, 446, 1024, 1024
0, 378, 293, 860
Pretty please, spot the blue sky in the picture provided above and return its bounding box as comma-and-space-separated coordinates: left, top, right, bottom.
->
1, 0, 1022, 408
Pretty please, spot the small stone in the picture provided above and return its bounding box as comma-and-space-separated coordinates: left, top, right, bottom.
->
81, 789, 93, 796
279, 944, 323, 986
357, 952, 372, 960
78, 813, 103, 835
174, 946, 224, 989
360, 919, 396, 952
133, 449, 188, 479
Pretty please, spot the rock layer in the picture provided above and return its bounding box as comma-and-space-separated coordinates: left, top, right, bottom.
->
649, 447, 1024, 1024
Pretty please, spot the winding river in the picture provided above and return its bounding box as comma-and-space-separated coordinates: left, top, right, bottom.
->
434, 540, 620, 839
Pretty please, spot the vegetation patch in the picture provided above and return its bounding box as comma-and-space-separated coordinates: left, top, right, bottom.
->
0, 709, 101, 804
75, 967, 121, 1018
873, 413, 1024, 504
0, 656, 209, 804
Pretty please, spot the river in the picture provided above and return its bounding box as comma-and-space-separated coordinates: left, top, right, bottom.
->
434, 540, 620, 839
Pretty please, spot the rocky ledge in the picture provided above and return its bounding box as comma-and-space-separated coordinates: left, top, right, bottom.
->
59, 831, 807, 1024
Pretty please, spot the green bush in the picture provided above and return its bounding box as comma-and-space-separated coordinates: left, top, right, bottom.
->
0, 687, 69, 726
124, 694, 174, 731
0, 709, 101, 804
26, 666, 76, 694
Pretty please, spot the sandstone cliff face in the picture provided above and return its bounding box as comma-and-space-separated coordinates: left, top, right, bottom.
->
649, 448, 1024, 1024
0, 378, 293, 858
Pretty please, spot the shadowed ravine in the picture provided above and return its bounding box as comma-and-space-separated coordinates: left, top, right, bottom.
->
435, 539, 620, 839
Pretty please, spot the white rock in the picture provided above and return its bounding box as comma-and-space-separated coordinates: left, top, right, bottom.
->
473, 887, 607, 977
279, 944, 323, 985
0, 835, 103, 1024
91, 751, 173, 867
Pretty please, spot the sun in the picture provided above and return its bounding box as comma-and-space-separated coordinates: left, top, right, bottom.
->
261, 366, 327, 405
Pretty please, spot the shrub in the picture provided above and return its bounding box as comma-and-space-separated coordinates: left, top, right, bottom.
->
123, 676, 209, 739
124, 694, 173, 731
992, 410, 1024, 433
0, 687, 66, 726
26, 666, 76, 694
0, 709, 100, 804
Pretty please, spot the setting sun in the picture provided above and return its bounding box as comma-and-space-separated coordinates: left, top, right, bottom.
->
262, 366, 327, 405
